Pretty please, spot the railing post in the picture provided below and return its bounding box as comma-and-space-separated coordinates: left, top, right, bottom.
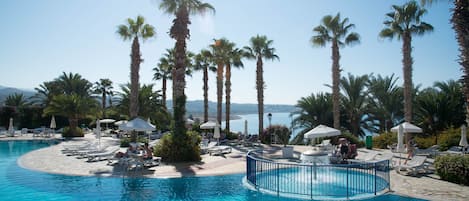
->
310, 165, 313, 200
276, 163, 280, 197
374, 162, 377, 195
346, 166, 349, 200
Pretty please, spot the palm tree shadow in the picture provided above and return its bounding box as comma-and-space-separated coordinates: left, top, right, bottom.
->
169, 161, 205, 177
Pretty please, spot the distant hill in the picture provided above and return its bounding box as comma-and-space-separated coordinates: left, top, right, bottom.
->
0, 86, 296, 115
0, 85, 35, 103
167, 100, 296, 116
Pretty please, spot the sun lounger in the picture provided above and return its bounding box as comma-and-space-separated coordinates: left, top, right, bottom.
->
201, 141, 217, 154
396, 155, 429, 176
208, 145, 232, 156
415, 145, 440, 158
86, 146, 120, 162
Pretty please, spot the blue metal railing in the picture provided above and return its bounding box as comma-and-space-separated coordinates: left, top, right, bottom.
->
246, 151, 390, 200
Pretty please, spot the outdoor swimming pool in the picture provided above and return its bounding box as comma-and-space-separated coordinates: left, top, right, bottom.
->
0, 140, 426, 201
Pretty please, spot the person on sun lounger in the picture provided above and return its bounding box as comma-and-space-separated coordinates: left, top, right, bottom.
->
142, 142, 153, 160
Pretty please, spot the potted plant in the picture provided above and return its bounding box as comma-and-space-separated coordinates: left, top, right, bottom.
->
274, 125, 293, 158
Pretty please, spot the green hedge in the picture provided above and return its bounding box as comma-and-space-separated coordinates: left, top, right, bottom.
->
435, 155, 469, 186
372, 132, 396, 149
154, 130, 201, 162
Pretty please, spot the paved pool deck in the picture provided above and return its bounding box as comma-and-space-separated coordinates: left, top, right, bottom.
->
2, 133, 469, 201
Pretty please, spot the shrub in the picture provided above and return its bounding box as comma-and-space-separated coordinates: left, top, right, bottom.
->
272, 125, 291, 147
260, 124, 290, 145
224, 131, 239, 140
120, 137, 131, 147
372, 132, 396, 149
414, 136, 434, 149
62, 127, 84, 137
154, 130, 201, 162
437, 127, 461, 151
435, 155, 469, 186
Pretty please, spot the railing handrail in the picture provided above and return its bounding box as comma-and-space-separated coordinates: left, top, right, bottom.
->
246, 150, 391, 200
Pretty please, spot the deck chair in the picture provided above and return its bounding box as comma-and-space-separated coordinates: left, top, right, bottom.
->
396, 155, 429, 176
86, 146, 120, 162
201, 141, 218, 154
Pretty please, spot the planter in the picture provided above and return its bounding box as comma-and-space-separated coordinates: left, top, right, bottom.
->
282, 146, 294, 158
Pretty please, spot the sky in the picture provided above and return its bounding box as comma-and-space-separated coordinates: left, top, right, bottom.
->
0, 0, 460, 105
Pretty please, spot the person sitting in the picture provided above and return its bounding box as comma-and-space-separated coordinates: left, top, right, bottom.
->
142, 142, 153, 160
347, 144, 357, 159
404, 138, 416, 165
339, 140, 349, 159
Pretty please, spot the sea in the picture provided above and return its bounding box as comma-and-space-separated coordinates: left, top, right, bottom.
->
221, 112, 301, 139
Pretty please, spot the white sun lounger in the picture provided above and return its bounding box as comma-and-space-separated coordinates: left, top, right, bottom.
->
208, 145, 232, 156
86, 146, 120, 162
396, 155, 429, 176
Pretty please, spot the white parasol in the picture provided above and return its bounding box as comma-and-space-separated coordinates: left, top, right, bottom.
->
396, 124, 406, 153
390, 122, 422, 133
460, 125, 468, 148
8, 118, 14, 136
96, 119, 101, 148
119, 117, 156, 132
304, 125, 341, 139
50, 116, 56, 129
213, 122, 220, 145
200, 121, 217, 129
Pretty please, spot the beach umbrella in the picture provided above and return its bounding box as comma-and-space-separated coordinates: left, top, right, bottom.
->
304, 125, 341, 139
114, 120, 128, 126
96, 119, 101, 148
119, 117, 156, 132
99, 119, 115, 129
50, 116, 56, 129
200, 121, 217, 129
396, 125, 406, 153
390, 122, 422, 133
460, 125, 468, 149
213, 122, 221, 145
8, 118, 14, 136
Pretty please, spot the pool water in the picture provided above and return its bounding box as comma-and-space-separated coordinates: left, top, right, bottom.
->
0, 141, 426, 201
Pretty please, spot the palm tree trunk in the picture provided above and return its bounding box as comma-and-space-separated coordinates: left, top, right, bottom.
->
216, 63, 224, 124
203, 66, 209, 122
130, 36, 141, 118
452, 0, 469, 121
257, 56, 264, 135
332, 41, 341, 129
225, 63, 232, 137
402, 32, 413, 124
171, 8, 189, 139
162, 77, 167, 108
402, 32, 413, 144
102, 92, 106, 118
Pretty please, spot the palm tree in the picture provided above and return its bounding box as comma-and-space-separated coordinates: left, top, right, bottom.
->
117, 15, 156, 118
311, 13, 360, 130
367, 74, 403, 133
379, 1, 433, 124
44, 94, 98, 137
159, 0, 214, 143
225, 46, 244, 135
193, 49, 216, 122
244, 35, 279, 135
290, 92, 333, 144
32, 81, 62, 107
4, 93, 29, 108
153, 50, 173, 108
340, 73, 369, 137
93, 78, 113, 118
210, 38, 233, 125
56, 72, 93, 97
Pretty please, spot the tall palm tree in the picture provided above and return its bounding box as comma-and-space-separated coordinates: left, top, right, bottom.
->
379, 1, 433, 124
210, 38, 233, 125
117, 15, 156, 118
32, 81, 62, 107
159, 0, 214, 162
194, 49, 216, 122
225, 46, 244, 135
244, 35, 279, 135
56, 72, 93, 97
311, 13, 360, 130
93, 78, 113, 118
153, 50, 173, 108
4, 93, 30, 108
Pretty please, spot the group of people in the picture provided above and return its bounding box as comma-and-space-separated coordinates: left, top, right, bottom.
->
334, 138, 357, 160
115, 142, 153, 160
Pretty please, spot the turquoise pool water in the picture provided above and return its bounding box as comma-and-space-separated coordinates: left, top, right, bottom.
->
0, 141, 426, 201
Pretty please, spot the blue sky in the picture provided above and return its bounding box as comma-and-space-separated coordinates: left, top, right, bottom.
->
0, 0, 459, 105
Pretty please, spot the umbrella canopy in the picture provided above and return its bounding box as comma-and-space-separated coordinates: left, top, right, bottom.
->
8, 118, 14, 135
460, 125, 468, 148
119, 117, 156, 132
304, 125, 341, 139
396, 124, 406, 153
200, 121, 217, 129
99, 119, 116, 123
186, 119, 195, 125
50, 116, 56, 129
114, 120, 128, 126
391, 122, 422, 133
